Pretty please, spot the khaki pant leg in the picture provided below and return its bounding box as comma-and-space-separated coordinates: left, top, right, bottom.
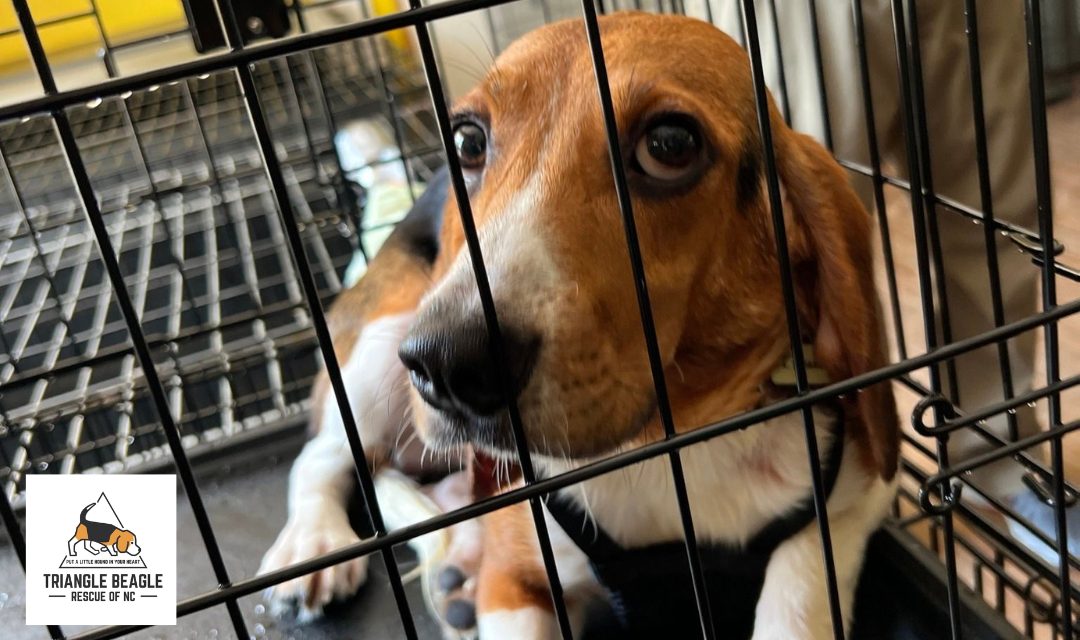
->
815, 0, 1041, 497
898, 0, 1040, 497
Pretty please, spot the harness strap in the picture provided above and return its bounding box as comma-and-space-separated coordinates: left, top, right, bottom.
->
542, 405, 848, 637
541, 491, 623, 563
545, 407, 846, 560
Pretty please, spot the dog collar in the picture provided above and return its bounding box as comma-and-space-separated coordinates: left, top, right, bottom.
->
769, 343, 830, 389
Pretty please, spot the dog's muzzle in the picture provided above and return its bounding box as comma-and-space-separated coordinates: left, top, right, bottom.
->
399, 314, 539, 448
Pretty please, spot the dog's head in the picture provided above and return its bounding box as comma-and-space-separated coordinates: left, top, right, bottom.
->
117, 531, 140, 556
400, 13, 897, 478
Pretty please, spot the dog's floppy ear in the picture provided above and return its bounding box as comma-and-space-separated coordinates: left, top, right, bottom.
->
775, 127, 899, 480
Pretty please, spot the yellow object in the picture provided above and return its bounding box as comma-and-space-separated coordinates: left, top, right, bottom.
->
371, 0, 410, 56
0, 0, 413, 73
0, 0, 187, 71
770, 344, 832, 388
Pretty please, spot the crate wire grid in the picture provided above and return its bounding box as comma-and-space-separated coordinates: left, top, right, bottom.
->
0, 16, 444, 498
0, 0, 1076, 639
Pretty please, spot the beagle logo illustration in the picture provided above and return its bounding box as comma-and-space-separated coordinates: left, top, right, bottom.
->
25, 474, 176, 626
64, 495, 145, 567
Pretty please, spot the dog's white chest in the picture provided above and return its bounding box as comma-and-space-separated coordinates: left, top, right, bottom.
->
544, 407, 838, 549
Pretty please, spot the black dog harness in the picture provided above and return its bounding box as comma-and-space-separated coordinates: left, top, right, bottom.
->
543, 403, 846, 639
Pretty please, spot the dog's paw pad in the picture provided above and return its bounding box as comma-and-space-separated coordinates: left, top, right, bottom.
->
431, 562, 479, 638
429, 560, 479, 638
444, 598, 476, 631
437, 566, 467, 593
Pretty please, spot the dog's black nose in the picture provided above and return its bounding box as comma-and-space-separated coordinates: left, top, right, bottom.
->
399, 319, 539, 418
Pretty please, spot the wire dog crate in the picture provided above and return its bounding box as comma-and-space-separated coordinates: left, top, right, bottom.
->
0, 0, 1077, 639
0, 3, 443, 498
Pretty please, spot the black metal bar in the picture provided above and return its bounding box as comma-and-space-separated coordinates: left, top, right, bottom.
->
70, 625, 148, 640
0, 486, 26, 570
805, 0, 832, 151
972, 554, 984, 596
291, 0, 310, 32
407, 3, 576, 636
8, 1, 252, 636
1030, 254, 1080, 283
0, 280, 312, 396
1022, 589, 1035, 636
5, 3, 1074, 638
0, 10, 97, 38
765, 0, 790, 124
699, 0, 713, 25
87, 0, 213, 346
1023, 0, 1072, 636
293, 48, 360, 221
992, 549, 1006, 613
277, 56, 333, 186
113, 103, 210, 326
0, 147, 314, 239
904, 0, 961, 405
578, 3, 717, 637
924, 419, 1080, 496
182, 0, 226, 51
98, 85, 224, 470
86, 0, 120, 76
539, 0, 553, 24
952, 521, 1031, 606
178, 73, 270, 314
0, 486, 66, 639
887, 1, 962, 636
8, 303, 1072, 491
64, 293, 1080, 635
913, 373, 1080, 439
352, 0, 419, 208
833, 158, 1053, 245
0, 244, 338, 370
206, 0, 420, 635
484, 6, 502, 50
0, 0, 528, 124
849, 0, 906, 360
904, 462, 1068, 586
899, 451, 1080, 591
739, 1, 844, 637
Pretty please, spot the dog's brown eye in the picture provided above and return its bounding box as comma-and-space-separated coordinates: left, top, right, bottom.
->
453, 122, 487, 169
634, 119, 701, 181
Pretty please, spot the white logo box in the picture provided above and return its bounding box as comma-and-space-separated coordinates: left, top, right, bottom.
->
25, 474, 177, 627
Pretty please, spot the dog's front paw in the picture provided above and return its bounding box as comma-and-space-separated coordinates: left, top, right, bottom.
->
425, 472, 483, 640
258, 514, 368, 620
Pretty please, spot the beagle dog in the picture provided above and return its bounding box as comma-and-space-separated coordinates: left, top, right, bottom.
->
68, 503, 141, 557
259, 12, 897, 639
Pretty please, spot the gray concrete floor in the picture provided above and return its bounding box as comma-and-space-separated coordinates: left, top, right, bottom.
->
0, 451, 442, 639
